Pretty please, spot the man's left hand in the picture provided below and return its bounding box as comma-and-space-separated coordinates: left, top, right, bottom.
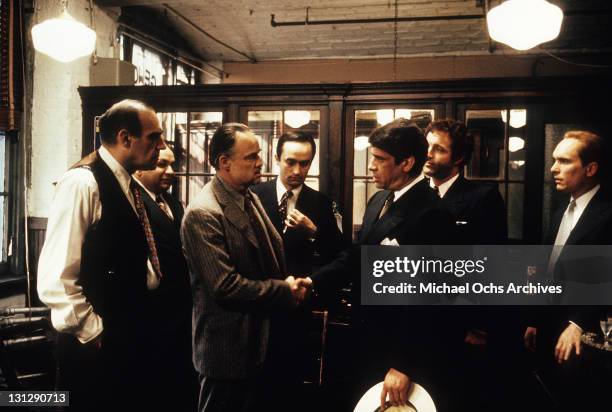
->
555, 323, 582, 363
285, 209, 317, 237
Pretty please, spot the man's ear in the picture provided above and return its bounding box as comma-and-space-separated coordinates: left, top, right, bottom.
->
585, 161, 598, 178
401, 156, 415, 174
117, 129, 131, 147
453, 156, 464, 168
218, 155, 231, 171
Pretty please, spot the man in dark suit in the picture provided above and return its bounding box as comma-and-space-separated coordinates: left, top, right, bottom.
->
251, 131, 344, 277
250, 132, 344, 394
133, 146, 197, 411
181, 123, 310, 412
37, 99, 166, 411
423, 119, 507, 245
308, 119, 457, 411
424, 119, 512, 410
526, 130, 612, 409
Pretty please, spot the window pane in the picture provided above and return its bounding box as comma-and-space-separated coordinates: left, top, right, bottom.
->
465, 110, 505, 178
189, 112, 223, 173
0, 133, 5, 192
352, 179, 380, 240
247, 110, 321, 185
174, 113, 189, 175
504, 183, 524, 240
0, 133, 5, 258
132, 43, 168, 86
508, 110, 527, 180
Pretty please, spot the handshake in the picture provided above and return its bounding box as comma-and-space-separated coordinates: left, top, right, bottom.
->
285, 275, 313, 306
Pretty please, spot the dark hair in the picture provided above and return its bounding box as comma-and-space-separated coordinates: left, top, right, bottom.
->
209, 123, 251, 169
369, 118, 427, 177
98, 99, 154, 145
276, 131, 316, 159
563, 130, 606, 178
424, 119, 473, 167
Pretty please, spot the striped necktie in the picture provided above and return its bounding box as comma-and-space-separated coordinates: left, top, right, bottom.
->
130, 180, 163, 278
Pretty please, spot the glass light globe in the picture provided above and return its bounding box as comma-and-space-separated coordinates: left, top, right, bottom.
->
284, 111, 311, 129
487, 0, 563, 51
31, 10, 96, 63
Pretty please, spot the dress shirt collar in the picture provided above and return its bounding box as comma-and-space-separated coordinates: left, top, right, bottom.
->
98, 145, 133, 198
275, 177, 303, 206
132, 176, 157, 201
217, 176, 247, 212
569, 184, 600, 229
393, 173, 425, 202
429, 173, 460, 198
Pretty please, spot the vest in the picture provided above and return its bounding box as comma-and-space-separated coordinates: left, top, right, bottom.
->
72, 151, 150, 345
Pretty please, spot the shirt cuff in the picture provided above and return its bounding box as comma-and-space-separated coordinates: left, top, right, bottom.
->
568, 321, 583, 333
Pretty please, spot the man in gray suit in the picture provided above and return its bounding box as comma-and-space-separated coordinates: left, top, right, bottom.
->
181, 123, 310, 412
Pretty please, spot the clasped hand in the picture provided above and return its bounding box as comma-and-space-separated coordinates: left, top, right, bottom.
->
284, 209, 317, 237
284, 276, 313, 306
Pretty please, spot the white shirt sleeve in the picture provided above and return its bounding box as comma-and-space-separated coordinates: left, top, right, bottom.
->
37, 168, 103, 344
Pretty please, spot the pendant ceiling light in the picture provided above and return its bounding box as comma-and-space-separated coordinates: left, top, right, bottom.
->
284, 110, 311, 129
31, 1, 96, 63
486, 0, 563, 51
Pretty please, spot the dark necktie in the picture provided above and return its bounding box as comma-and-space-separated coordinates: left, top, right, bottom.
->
245, 192, 280, 277
156, 194, 173, 220
278, 190, 293, 230
130, 180, 163, 278
433, 185, 440, 197
378, 191, 395, 220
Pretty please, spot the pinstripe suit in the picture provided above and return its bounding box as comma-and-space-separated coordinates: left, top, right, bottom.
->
181, 176, 295, 384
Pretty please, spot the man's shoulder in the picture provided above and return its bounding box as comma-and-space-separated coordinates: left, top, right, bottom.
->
56, 166, 98, 192
250, 179, 275, 197
184, 181, 221, 216
301, 184, 334, 206
452, 177, 500, 200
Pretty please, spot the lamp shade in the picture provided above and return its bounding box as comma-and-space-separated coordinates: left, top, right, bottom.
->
487, 0, 563, 51
31, 10, 96, 62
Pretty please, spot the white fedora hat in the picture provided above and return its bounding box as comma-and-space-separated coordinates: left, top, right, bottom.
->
354, 381, 436, 412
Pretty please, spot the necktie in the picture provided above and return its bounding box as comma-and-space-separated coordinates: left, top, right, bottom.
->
547, 199, 577, 276
130, 180, 163, 278
378, 191, 395, 220
156, 195, 173, 220
245, 192, 280, 277
433, 185, 440, 197
279, 190, 293, 230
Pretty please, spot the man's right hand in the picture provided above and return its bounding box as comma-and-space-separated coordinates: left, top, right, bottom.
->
524, 326, 537, 352
381, 368, 411, 410
284, 276, 312, 305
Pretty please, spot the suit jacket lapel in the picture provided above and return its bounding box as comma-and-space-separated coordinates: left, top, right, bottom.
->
260, 179, 283, 232
567, 190, 610, 244
139, 187, 178, 237
359, 190, 389, 242
212, 178, 259, 250
251, 190, 286, 277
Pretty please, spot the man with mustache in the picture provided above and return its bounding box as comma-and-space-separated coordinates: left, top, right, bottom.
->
133, 146, 198, 411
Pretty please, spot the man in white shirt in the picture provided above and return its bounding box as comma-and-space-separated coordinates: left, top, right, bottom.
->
526, 130, 612, 409
37, 99, 165, 411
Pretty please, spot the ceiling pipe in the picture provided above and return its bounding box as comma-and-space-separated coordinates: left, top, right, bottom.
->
270, 12, 483, 27
270, 5, 612, 28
